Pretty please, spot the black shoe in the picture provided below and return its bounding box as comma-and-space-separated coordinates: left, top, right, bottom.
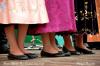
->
69, 51, 80, 55
41, 50, 65, 57
63, 46, 80, 55
8, 53, 29, 60
58, 51, 71, 56
75, 46, 95, 54
25, 53, 38, 59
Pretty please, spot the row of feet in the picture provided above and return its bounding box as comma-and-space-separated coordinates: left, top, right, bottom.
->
8, 46, 95, 60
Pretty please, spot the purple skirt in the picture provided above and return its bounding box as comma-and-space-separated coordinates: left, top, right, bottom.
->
28, 0, 77, 34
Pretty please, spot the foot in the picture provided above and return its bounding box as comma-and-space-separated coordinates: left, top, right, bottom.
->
43, 44, 58, 54
64, 45, 76, 51
77, 45, 92, 51
24, 53, 38, 59
41, 50, 65, 57
52, 45, 62, 51
20, 49, 38, 59
20, 49, 34, 54
75, 46, 95, 54
63, 46, 80, 55
10, 49, 24, 55
8, 53, 28, 60
52, 45, 70, 56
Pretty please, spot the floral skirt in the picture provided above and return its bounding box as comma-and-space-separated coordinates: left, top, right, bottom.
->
75, 0, 99, 34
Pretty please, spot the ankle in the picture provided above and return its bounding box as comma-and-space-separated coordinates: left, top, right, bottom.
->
21, 49, 33, 53
43, 47, 58, 53
10, 50, 24, 55
52, 45, 61, 51
76, 45, 86, 49
64, 45, 76, 51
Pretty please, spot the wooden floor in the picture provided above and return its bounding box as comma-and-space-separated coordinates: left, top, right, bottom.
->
0, 50, 100, 66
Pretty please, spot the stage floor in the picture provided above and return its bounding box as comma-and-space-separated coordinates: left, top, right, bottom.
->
0, 50, 100, 66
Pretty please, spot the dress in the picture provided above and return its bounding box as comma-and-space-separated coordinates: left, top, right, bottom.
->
0, 0, 49, 24
28, 0, 77, 34
75, 0, 98, 34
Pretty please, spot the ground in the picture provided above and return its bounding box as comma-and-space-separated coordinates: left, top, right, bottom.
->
0, 50, 100, 66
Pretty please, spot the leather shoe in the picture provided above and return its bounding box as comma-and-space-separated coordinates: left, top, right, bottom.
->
41, 50, 65, 57
25, 53, 38, 59
8, 53, 29, 60
75, 46, 95, 54
58, 51, 71, 56
63, 46, 80, 55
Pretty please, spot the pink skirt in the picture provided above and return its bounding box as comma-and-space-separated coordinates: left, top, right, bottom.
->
28, 0, 77, 34
0, 0, 49, 24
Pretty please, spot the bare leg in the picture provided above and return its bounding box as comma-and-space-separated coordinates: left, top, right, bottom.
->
75, 34, 90, 50
49, 33, 61, 51
4, 25, 24, 55
41, 33, 58, 53
17, 24, 31, 54
63, 34, 75, 51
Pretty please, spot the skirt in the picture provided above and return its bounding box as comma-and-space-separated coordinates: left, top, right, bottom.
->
28, 0, 77, 35
74, 0, 99, 34
0, 0, 49, 24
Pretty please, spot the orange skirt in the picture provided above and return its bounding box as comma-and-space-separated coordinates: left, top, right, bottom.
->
87, 0, 100, 42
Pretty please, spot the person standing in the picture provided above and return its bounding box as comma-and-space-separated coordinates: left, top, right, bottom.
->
28, 0, 77, 57
0, 0, 49, 60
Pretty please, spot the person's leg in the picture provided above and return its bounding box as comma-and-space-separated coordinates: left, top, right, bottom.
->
4, 25, 24, 55
41, 33, 66, 57
75, 34, 95, 54
75, 34, 88, 49
63, 34, 80, 55
49, 33, 61, 51
17, 24, 31, 54
41, 33, 58, 53
63, 34, 75, 51
17, 24, 38, 59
